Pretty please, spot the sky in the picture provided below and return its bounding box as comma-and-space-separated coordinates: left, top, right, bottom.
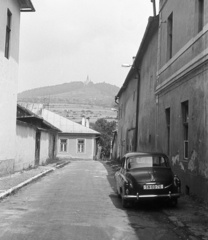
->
18, 0, 159, 93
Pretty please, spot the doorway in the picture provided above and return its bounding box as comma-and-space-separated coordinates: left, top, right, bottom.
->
35, 130, 41, 165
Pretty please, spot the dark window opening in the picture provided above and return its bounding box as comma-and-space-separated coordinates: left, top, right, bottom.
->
167, 13, 173, 60
5, 9, 12, 59
182, 101, 189, 159
165, 108, 170, 155
198, 0, 204, 32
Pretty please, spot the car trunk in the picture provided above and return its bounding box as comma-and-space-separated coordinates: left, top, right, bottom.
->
127, 167, 173, 185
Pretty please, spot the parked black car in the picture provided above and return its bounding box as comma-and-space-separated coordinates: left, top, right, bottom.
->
115, 152, 181, 208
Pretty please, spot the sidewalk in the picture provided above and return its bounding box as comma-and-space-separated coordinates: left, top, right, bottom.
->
0, 159, 70, 200
163, 194, 208, 240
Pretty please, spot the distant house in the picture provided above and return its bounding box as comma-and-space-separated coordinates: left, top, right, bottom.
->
16, 104, 60, 171
40, 109, 100, 160
0, 0, 35, 176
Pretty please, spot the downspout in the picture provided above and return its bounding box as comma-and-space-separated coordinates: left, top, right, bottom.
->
134, 70, 140, 152
151, 0, 156, 16
114, 95, 120, 158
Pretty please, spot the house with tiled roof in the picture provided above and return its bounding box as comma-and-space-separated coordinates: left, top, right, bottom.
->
16, 104, 60, 170
41, 109, 100, 160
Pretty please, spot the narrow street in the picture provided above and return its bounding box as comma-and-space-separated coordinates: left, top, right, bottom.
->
0, 160, 194, 240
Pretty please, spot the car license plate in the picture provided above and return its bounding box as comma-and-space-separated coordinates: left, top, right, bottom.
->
143, 184, 163, 190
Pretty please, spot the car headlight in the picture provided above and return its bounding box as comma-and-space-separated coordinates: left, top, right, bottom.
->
125, 180, 134, 190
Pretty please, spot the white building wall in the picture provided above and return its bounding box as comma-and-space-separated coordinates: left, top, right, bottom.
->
0, 0, 20, 174
15, 122, 36, 171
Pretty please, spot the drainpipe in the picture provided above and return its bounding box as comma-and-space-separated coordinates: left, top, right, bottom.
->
151, 0, 156, 17
134, 70, 140, 152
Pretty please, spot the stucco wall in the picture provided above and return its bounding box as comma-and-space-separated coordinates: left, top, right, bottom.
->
117, 77, 137, 156
16, 122, 36, 171
157, 64, 208, 202
159, 0, 208, 70
57, 134, 95, 159
137, 30, 158, 152
0, 0, 20, 174
156, 0, 208, 202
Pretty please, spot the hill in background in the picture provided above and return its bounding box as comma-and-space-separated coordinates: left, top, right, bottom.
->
18, 81, 119, 107
18, 81, 120, 123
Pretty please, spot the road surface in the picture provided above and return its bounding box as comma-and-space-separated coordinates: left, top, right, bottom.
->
0, 160, 191, 240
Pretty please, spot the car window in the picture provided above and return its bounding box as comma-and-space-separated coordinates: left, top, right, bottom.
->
127, 155, 169, 169
121, 157, 125, 168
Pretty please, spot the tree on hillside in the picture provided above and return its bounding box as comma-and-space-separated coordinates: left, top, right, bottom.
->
91, 118, 116, 159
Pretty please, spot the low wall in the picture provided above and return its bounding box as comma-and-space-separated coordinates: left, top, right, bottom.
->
15, 121, 36, 171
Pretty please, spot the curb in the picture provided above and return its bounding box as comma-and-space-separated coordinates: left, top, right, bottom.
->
55, 161, 70, 169
0, 168, 55, 200
0, 161, 70, 201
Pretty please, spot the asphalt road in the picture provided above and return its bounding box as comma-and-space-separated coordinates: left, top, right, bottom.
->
0, 160, 191, 240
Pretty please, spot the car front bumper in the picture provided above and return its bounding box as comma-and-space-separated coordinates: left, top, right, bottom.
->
123, 192, 180, 200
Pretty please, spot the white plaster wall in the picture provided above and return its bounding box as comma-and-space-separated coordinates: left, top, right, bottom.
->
15, 123, 36, 171
0, 0, 20, 161
39, 131, 50, 165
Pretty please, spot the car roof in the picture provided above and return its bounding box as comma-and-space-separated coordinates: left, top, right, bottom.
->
124, 152, 168, 158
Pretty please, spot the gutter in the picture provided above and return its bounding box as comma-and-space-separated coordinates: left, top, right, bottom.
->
19, 0, 35, 12
134, 71, 140, 152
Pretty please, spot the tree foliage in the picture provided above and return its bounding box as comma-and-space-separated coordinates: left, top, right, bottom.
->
91, 118, 116, 158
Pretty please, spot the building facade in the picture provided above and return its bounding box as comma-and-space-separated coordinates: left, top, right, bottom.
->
116, 16, 159, 158
0, 0, 34, 176
156, 0, 208, 201
16, 104, 59, 172
116, 0, 208, 202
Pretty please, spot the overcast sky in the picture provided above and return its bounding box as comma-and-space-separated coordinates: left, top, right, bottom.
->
18, 0, 159, 93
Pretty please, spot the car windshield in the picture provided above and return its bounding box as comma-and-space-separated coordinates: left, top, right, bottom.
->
126, 155, 169, 170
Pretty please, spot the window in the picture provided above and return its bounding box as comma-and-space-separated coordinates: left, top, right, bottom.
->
5, 9, 12, 59
181, 101, 189, 159
198, 0, 204, 32
167, 13, 173, 60
60, 139, 67, 152
77, 139, 85, 153
126, 155, 169, 169
165, 108, 171, 155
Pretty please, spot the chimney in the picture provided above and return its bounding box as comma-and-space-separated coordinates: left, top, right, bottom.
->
86, 117, 90, 128
82, 116, 85, 126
